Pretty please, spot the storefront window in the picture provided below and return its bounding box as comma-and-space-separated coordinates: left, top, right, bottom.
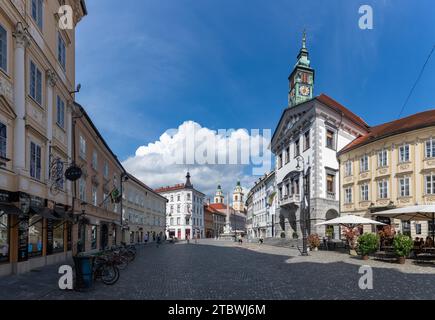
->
91, 225, 97, 250
53, 221, 64, 253
0, 214, 9, 263
28, 215, 43, 257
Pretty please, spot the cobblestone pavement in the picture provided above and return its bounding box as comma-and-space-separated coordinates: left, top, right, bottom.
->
1, 239, 435, 300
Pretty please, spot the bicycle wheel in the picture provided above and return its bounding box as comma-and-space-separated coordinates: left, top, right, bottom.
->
117, 256, 128, 270
100, 264, 120, 285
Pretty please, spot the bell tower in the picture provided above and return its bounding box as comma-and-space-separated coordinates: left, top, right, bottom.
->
214, 185, 225, 204
288, 30, 315, 107
232, 181, 244, 212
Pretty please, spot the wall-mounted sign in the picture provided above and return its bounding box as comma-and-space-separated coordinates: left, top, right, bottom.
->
65, 165, 82, 181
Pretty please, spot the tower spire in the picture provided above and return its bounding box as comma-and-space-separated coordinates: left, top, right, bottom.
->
288, 28, 315, 107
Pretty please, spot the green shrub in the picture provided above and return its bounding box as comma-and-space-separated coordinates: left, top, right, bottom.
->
357, 233, 379, 256
280, 232, 286, 239
393, 234, 413, 258
292, 232, 299, 239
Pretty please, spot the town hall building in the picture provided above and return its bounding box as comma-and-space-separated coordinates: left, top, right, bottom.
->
271, 32, 370, 239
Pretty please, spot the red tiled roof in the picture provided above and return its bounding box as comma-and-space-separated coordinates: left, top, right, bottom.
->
208, 203, 228, 210
339, 109, 435, 154
317, 94, 370, 129
204, 204, 226, 215
154, 184, 186, 193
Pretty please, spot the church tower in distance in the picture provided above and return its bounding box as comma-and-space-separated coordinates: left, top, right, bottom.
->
214, 185, 225, 204
232, 181, 244, 212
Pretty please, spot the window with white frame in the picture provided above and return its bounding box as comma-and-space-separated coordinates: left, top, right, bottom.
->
399, 144, 410, 163
345, 161, 353, 177
360, 155, 369, 172
295, 139, 300, 157
0, 122, 6, 159
399, 176, 410, 197
344, 187, 352, 204
177, 217, 180, 225
56, 96, 65, 128
326, 129, 335, 149
30, 61, 42, 104
426, 139, 435, 158
79, 135, 86, 159
177, 204, 180, 213
378, 179, 389, 199
58, 32, 66, 70
92, 150, 98, 170
79, 178, 86, 202
30, 142, 41, 180
31, 0, 43, 30
378, 149, 388, 168
425, 174, 435, 195
0, 25, 7, 72
92, 185, 98, 206
103, 161, 109, 178
360, 184, 369, 201
304, 130, 310, 150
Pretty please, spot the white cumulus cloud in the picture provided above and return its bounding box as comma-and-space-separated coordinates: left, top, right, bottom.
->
122, 121, 272, 199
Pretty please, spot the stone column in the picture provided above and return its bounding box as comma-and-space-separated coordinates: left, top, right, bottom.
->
12, 22, 30, 174
45, 69, 57, 183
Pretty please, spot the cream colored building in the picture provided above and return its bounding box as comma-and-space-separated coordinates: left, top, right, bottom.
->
123, 173, 167, 244
338, 110, 435, 239
0, 0, 86, 275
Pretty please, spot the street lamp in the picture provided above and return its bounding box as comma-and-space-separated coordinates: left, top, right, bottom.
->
295, 155, 310, 256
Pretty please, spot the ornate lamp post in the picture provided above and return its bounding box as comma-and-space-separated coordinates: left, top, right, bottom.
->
295, 155, 310, 256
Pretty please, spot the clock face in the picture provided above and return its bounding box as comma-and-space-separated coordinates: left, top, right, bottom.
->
299, 85, 311, 97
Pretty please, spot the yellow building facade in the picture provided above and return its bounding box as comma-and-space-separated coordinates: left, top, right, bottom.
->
0, 0, 86, 275
338, 111, 435, 239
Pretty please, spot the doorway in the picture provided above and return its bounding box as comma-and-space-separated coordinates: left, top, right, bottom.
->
100, 224, 109, 250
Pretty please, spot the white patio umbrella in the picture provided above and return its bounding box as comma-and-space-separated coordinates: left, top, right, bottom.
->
315, 215, 386, 228
372, 205, 435, 238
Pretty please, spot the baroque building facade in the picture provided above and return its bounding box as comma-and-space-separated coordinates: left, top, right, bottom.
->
122, 173, 167, 244
246, 171, 276, 240
338, 111, 435, 239
156, 173, 205, 240
271, 33, 370, 239
0, 0, 87, 276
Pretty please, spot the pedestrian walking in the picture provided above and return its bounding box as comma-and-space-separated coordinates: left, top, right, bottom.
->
156, 235, 161, 248
186, 235, 190, 244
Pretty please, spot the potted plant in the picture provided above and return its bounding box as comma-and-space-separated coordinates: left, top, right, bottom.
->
357, 233, 379, 260
393, 234, 413, 264
308, 234, 321, 251
292, 232, 299, 240
280, 232, 286, 239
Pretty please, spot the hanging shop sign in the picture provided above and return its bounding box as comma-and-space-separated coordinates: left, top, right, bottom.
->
65, 165, 82, 182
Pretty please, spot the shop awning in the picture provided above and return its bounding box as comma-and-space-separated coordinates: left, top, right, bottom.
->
30, 206, 63, 221
0, 203, 23, 216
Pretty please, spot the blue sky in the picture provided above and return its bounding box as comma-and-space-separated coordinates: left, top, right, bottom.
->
75, 0, 435, 195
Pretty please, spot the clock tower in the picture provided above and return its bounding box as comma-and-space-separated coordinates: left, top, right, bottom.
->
288, 31, 315, 107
